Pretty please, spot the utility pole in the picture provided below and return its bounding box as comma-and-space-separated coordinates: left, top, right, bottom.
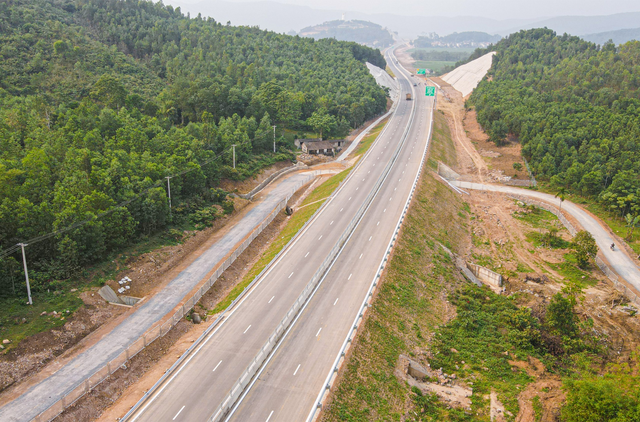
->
273, 125, 276, 153
18, 243, 32, 305
232, 145, 236, 169
165, 176, 172, 216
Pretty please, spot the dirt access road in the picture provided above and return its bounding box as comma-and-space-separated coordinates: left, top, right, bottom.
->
0, 169, 326, 422
430, 66, 640, 300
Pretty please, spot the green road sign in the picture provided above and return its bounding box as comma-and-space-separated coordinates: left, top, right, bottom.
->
417, 69, 426, 75
425, 86, 436, 96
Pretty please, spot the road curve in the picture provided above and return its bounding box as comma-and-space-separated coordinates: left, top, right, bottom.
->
126, 48, 423, 422
451, 181, 640, 289
225, 47, 434, 422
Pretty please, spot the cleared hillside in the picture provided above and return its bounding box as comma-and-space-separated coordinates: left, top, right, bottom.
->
469, 29, 640, 219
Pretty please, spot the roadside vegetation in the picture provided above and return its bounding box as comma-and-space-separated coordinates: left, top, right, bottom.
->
210, 168, 352, 314
0, 0, 388, 345
322, 107, 640, 421
321, 111, 471, 420
467, 28, 640, 253
353, 119, 388, 157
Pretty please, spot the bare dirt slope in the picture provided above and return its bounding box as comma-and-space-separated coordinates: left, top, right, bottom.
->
433, 79, 640, 421
56, 176, 324, 422
0, 160, 306, 408
432, 76, 528, 183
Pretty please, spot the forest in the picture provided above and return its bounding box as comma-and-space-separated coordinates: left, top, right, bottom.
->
469, 28, 640, 219
298, 20, 394, 49
0, 0, 388, 298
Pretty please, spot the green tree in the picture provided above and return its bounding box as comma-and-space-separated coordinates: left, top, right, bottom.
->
546, 293, 578, 338
307, 109, 336, 139
91, 74, 127, 110
572, 230, 598, 269
555, 188, 566, 213
624, 214, 640, 240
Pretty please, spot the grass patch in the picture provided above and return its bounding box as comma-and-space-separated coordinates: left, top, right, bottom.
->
209, 168, 353, 314
353, 119, 387, 158
517, 262, 534, 273
547, 254, 599, 287
321, 106, 466, 421
408, 47, 476, 54
512, 205, 559, 230
385, 66, 395, 78
0, 294, 84, 350
472, 253, 495, 269
525, 231, 571, 249
413, 60, 456, 73
427, 111, 457, 169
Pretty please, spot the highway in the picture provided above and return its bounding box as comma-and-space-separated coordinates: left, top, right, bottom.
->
127, 47, 433, 422
224, 50, 434, 422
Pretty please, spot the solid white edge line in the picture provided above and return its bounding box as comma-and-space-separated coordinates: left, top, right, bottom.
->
133, 45, 414, 422
222, 91, 414, 420
305, 46, 435, 422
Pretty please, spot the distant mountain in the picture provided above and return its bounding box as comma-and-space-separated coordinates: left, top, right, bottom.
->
415, 31, 501, 48
501, 12, 640, 36
582, 27, 640, 45
299, 20, 394, 47
165, 0, 536, 38
166, 0, 640, 40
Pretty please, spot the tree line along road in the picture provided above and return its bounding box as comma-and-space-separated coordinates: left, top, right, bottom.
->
126, 47, 435, 422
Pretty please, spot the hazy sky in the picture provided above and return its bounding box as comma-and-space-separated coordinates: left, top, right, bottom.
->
176, 0, 640, 20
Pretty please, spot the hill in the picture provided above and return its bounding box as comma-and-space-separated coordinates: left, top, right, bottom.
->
298, 20, 394, 48
415, 31, 502, 48
166, 0, 537, 39
501, 12, 640, 36
0, 0, 387, 299
582, 27, 640, 45
468, 29, 640, 218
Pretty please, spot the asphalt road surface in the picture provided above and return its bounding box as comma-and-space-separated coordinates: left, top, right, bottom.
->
451, 182, 640, 290
226, 51, 434, 422
0, 170, 318, 422
127, 47, 433, 422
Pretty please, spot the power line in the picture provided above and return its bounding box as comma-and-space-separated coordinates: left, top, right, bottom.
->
0, 245, 22, 261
